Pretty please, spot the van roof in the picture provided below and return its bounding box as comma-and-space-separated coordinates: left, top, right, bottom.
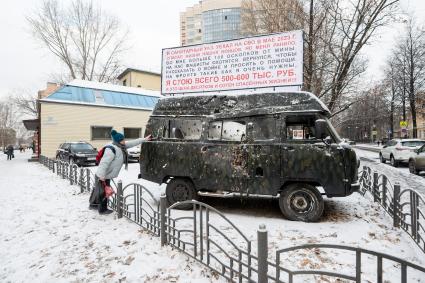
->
153, 92, 331, 118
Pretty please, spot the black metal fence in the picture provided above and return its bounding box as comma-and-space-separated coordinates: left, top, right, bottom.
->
38, 156, 425, 283
39, 155, 96, 193
359, 166, 425, 253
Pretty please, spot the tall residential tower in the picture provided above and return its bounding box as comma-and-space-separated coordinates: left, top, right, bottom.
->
180, 0, 242, 46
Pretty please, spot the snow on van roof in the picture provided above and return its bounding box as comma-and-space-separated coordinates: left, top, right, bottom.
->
156, 91, 331, 117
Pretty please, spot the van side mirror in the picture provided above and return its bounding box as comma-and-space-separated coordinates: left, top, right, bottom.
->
324, 136, 332, 145
315, 119, 328, 140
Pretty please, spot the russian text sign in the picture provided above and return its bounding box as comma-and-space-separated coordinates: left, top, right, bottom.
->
162, 30, 304, 94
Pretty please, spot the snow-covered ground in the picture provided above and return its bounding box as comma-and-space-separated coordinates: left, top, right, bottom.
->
1, 151, 424, 282
0, 152, 223, 283
90, 156, 425, 282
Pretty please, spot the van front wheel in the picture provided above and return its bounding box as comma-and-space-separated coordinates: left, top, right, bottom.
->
279, 184, 324, 222
166, 178, 198, 210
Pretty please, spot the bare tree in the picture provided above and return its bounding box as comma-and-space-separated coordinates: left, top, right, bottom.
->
391, 17, 425, 138
242, 0, 399, 113
0, 102, 19, 147
321, 0, 399, 112
9, 90, 38, 117
337, 84, 390, 141
27, 0, 129, 83
383, 60, 398, 139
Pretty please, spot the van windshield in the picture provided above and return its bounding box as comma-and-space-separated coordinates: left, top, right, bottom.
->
326, 118, 342, 142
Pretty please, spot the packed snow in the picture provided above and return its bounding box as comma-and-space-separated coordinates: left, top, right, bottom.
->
0, 152, 223, 283
1, 151, 424, 282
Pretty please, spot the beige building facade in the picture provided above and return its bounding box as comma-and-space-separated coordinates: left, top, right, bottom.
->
39, 102, 152, 157
39, 79, 160, 158
117, 68, 161, 91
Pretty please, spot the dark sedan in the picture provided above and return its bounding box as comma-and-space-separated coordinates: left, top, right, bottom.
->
56, 142, 98, 166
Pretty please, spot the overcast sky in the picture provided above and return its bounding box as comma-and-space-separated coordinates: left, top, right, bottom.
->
0, 0, 424, 99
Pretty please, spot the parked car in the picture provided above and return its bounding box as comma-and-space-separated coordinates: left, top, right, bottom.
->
128, 145, 141, 162
56, 142, 98, 166
408, 144, 425, 174
140, 92, 360, 222
379, 139, 425, 167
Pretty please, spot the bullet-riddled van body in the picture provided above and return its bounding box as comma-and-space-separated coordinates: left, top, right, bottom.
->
140, 92, 359, 222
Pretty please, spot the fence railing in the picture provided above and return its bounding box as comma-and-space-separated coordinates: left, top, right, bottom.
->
38, 156, 425, 283
359, 166, 425, 253
39, 155, 96, 193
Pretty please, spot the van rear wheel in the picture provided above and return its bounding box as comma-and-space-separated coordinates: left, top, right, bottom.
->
279, 183, 324, 222
166, 178, 198, 210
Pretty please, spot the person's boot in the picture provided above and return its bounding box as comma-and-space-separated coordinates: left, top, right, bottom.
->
99, 209, 113, 215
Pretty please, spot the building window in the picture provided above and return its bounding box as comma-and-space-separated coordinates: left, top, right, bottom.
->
124, 128, 141, 139
137, 85, 141, 88
123, 79, 127, 86
91, 126, 112, 140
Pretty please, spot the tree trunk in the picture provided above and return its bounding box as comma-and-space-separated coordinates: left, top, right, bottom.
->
390, 81, 395, 139
409, 39, 417, 138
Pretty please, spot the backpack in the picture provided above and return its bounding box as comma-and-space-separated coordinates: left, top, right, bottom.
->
95, 145, 116, 165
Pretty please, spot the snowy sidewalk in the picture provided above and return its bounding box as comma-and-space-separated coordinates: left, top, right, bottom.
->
1, 152, 425, 282
0, 152, 222, 283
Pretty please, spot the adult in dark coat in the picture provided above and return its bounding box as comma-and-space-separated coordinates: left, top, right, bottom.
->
6, 145, 14, 161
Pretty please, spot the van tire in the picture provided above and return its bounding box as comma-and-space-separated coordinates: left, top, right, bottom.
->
165, 178, 198, 210
279, 183, 324, 222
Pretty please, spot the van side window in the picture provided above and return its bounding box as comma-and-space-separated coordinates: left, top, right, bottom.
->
222, 121, 246, 141
149, 119, 169, 139
169, 119, 202, 140
208, 120, 247, 141
208, 121, 222, 140
286, 116, 317, 141
252, 117, 276, 141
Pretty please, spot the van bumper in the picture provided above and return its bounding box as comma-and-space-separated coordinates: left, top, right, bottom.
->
350, 182, 360, 193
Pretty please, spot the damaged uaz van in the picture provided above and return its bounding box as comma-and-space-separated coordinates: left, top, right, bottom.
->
140, 92, 359, 222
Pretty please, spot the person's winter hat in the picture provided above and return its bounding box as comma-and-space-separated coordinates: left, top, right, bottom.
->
111, 129, 125, 143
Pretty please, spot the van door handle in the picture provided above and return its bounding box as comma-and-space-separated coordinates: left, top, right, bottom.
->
283, 146, 295, 151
